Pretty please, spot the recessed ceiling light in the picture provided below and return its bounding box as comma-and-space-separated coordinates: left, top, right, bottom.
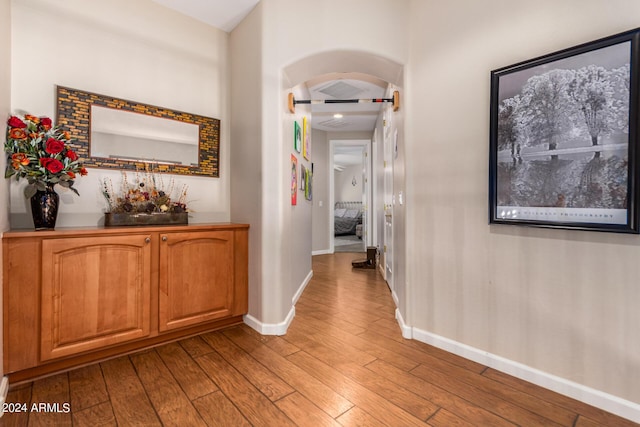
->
333, 113, 343, 119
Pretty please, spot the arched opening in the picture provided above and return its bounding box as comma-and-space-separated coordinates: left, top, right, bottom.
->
283, 50, 405, 294
283, 50, 404, 88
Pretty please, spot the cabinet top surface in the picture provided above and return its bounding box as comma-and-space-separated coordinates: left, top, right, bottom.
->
2, 222, 249, 238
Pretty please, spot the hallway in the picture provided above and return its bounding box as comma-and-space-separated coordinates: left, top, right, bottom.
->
333, 235, 365, 253
1, 253, 635, 426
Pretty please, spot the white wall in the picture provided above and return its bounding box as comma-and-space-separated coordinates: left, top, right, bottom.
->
0, 0, 11, 380
387, 84, 407, 317
9, 0, 230, 227
406, 0, 640, 411
284, 98, 313, 318
229, 2, 264, 322
335, 164, 363, 202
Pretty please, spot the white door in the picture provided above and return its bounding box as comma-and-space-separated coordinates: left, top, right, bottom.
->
383, 107, 394, 291
361, 143, 371, 250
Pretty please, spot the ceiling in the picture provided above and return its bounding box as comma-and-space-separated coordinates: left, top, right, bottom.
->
151, 0, 388, 134
150, 0, 260, 33
304, 74, 387, 133
334, 143, 366, 171
305, 74, 386, 167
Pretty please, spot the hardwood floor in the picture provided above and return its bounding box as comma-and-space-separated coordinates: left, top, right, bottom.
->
1, 252, 637, 426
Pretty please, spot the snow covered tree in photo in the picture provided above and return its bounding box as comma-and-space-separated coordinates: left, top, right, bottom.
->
516, 69, 574, 157
497, 95, 521, 162
610, 63, 631, 132
566, 65, 620, 149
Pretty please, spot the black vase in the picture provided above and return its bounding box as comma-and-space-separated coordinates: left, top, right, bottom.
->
30, 183, 59, 230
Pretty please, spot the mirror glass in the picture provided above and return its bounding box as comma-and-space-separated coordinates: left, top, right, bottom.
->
90, 105, 199, 166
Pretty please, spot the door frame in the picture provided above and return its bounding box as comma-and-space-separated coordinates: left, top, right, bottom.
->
329, 139, 374, 253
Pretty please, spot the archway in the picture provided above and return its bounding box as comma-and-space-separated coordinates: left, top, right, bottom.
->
283, 49, 405, 297
283, 50, 404, 88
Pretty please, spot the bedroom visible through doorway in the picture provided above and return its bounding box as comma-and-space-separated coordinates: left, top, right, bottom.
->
330, 140, 371, 253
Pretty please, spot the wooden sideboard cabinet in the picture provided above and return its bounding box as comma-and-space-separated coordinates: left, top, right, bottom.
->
159, 230, 244, 331
2, 223, 249, 381
41, 233, 153, 362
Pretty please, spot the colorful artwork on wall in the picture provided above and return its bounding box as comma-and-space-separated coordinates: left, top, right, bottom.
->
302, 116, 311, 160
291, 154, 298, 206
294, 121, 301, 153
305, 168, 313, 201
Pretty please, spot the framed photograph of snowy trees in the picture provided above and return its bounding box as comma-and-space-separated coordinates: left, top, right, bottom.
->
489, 28, 640, 233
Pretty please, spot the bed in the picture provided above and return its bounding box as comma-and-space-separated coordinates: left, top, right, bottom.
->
334, 201, 363, 236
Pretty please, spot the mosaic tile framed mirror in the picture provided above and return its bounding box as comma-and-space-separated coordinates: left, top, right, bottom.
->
56, 86, 220, 177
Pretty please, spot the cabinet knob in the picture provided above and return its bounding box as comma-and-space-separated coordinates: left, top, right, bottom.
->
162, 236, 168, 242
145, 237, 151, 244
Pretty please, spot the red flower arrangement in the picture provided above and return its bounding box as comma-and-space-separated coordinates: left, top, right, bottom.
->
4, 114, 87, 197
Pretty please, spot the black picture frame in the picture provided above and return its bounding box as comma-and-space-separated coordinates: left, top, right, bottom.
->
489, 28, 640, 233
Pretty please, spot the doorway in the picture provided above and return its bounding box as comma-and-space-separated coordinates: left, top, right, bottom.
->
330, 139, 372, 253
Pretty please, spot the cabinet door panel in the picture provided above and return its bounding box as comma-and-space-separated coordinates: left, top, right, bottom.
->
41, 235, 151, 361
159, 231, 234, 331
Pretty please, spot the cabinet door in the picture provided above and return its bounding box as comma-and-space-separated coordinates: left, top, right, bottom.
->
159, 230, 234, 331
41, 234, 152, 361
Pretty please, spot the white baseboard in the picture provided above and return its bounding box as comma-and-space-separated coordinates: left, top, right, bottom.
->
0, 376, 8, 418
391, 290, 399, 307
401, 324, 640, 424
312, 249, 331, 256
244, 306, 295, 336
243, 270, 313, 336
394, 308, 412, 339
293, 270, 313, 305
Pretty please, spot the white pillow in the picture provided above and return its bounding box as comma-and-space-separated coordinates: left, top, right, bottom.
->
344, 209, 359, 218
334, 208, 347, 217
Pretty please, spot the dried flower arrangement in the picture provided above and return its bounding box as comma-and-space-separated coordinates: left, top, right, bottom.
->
101, 169, 189, 215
